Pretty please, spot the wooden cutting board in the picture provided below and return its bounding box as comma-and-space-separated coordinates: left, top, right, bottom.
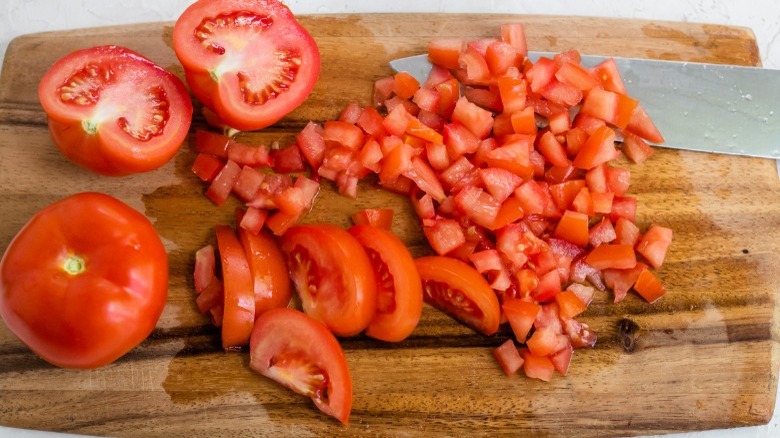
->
1, 14, 778, 437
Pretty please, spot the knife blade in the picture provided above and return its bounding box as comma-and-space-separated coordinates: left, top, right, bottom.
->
389, 52, 780, 159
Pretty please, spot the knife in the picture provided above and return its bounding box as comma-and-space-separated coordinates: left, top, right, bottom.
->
390, 52, 780, 159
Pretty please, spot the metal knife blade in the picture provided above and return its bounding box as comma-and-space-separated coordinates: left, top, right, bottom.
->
390, 52, 780, 159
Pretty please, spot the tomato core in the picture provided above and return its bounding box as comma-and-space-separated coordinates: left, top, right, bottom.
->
62, 254, 86, 276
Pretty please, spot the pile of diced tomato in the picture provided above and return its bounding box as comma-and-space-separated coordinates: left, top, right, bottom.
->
191, 22, 673, 384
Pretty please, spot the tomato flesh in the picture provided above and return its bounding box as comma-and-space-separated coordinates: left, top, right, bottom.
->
39, 45, 192, 176
173, 0, 320, 131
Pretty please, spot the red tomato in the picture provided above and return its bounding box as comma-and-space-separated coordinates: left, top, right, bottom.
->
348, 225, 423, 342
635, 224, 673, 268
415, 256, 501, 336
351, 208, 394, 230
249, 308, 352, 425
280, 224, 377, 336
494, 339, 524, 376
173, 0, 320, 131
0, 193, 168, 368
38, 46, 192, 176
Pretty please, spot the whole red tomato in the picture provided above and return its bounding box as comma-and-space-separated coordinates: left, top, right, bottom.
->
0, 192, 169, 369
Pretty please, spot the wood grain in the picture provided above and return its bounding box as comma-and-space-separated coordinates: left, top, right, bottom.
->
1, 14, 778, 437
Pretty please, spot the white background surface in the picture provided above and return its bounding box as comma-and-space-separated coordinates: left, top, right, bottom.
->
0, 1, 778, 437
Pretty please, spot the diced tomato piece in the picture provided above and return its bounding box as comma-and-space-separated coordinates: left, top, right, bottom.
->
550, 340, 573, 376
572, 125, 618, 170
406, 117, 444, 144
373, 76, 395, 107
606, 166, 630, 196
265, 210, 301, 236
515, 180, 560, 218
555, 290, 587, 319
323, 120, 364, 151
424, 64, 455, 89
356, 106, 387, 138
621, 131, 655, 164
555, 61, 598, 91
564, 318, 598, 348
586, 244, 637, 270
238, 207, 268, 235
497, 75, 528, 114
297, 121, 326, 169
467, 38, 497, 56
486, 136, 533, 178
462, 85, 503, 112
521, 350, 556, 382
526, 57, 557, 93
351, 208, 394, 229
205, 159, 241, 205
603, 262, 647, 303
440, 156, 476, 188
590, 58, 627, 94
442, 122, 480, 160
337, 102, 362, 125
424, 219, 466, 256
232, 165, 265, 202
413, 87, 441, 113
451, 97, 494, 140
478, 167, 523, 203
566, 282, 595, 306
527, 326, 559, 357
393, 71, 420, 100
271, 144, 306, 174
614, 93, 640, 129
455, 186, 501, 230
492, 196, 526, 229
537, 131, 569, 167
358, 137, 383, 173
485, 40, 518, 77
227, 139, 273, 168
610, 196, 637, 223
192, 153, 224, 182
428, 38, 463, 70
572, 113, 607, 136
196, 130, 231, 157
580, 88, 619, 124
510, 106, 537, 135
500, 23, 528, 57
425, 142, 450, 171
194, 244, 217, 293
403, 156, 446, 202
502, 298, 539, 341
541, 78, 582, 107
436, 78, 460, 118
547, 111, 571, 135
570, 187, 594, 216
592, 192, 614, 215
494, 339, 524, 376
457, 46, 491, 85
469, 249, 512, 290
549, 179, 586, 211
635, 224, 673, 268
410, 191, 436, 220
614, 217, 641, 246
531, 269, 562, 302
553, 210, 589, 247
588, 216, 617, 247
633, 268, 666, 303
626, 105, 665, 144
585, 164, 608, 193
379, 141, 414, 185
385, 95, 420, 117
565, 127, 588, 156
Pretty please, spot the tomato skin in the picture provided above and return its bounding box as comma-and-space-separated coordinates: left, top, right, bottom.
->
39, 46, 192, 176
348, 225, 423, 342
173, 0, 320, 131
215, 225, 256, 350
0, 193, 168, 368
237, 224, 292, 317
280, 224, 377, 337
415, 256, 501, 336
249, 307, 352, 425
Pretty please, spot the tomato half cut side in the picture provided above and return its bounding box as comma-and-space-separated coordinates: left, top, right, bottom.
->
348, 225, 423, 342
279, 224, 377, 337
249, 308, 352, 425
215, 225, 256, 350
0, 192, 168, 369
38, 45, 192, 176
173, 0, 320, 131
415, 256, 501, 336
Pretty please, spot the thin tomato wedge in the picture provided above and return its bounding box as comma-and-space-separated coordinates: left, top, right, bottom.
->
249, 308, 352, 425
348, 225, 423, 342
237, 220, 292, 317
415, 256, 501, 336
280, 224, 377, 336
39, 45, 192, 176
173, 0, 320, 130
215, 225, 255, 350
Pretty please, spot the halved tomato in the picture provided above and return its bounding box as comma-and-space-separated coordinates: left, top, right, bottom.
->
280, 224, 377, 336
415, 256, 501, 335
173, 0, 320, 130
249, 308, 352, 425
38, 45, 192, 176
348, 225, 423, 342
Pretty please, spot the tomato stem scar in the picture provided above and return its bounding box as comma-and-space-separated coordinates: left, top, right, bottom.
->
63, 255, 86, 275
82, 119, 98, 134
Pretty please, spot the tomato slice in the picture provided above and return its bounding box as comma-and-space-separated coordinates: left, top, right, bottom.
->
173, 0, 320, 131
415, 256, 501, 336
38, 45, 192, 176
280, 224, 377, 336
237, 223, 292, 317
249, 308, 352, 425
215, 225, 255, 350
348, 225, 423, 342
